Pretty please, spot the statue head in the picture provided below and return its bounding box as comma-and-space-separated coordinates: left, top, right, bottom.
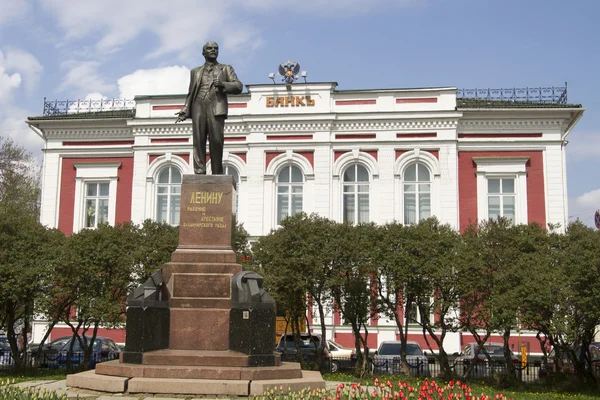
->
202, 42, 219, 62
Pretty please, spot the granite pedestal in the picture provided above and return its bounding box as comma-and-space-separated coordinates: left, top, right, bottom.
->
67, 175, 325, 396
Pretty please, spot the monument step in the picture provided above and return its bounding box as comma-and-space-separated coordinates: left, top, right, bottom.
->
170, 248, 237, 263
141, 349, 251, 366
95, 360, 301, 380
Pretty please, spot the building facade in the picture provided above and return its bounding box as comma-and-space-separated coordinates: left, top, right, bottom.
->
27, 82, 583, 355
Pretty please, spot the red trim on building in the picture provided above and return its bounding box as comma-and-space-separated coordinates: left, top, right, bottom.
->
150, 138, 189, 144
396, 98, 438, 104
393, 333, 441, 351
424, 150, 439, 159
458, 151, 546, 232
63, 141, 134, 146
395, 150, 407, 160
334, 151, 349, 162
335, 332, 378, 350
58, 157, 133, 236
294, 151, 314, 168
229, 103, 247, 109
459, 333, 542, 353
265, 152, 284, 170
50, 327, 127, 344
266, 135, 313, 141
224, 137, 246, 142
335, 134, 377, 140
152, 105, 183, 111
148, 153, 190, 165
395, 149, 439, 160
335, 100, 376, 106
231, 152, 247, 163
396, 132, 437, 138
458, 133, 543, 138
363, 150, 378, 161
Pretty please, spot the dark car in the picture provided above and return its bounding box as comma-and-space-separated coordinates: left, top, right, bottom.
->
539, 342, 600, 378
275, 333, 331, 372
455, 342, 521, 379
372, 341, 430, 377
57, 336, 120, 368
0, 337, 13, 368
30, 336, 72, 367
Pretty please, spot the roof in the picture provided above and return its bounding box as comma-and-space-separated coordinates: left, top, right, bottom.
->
456, 98, 582, 109
28, 109, 136, 121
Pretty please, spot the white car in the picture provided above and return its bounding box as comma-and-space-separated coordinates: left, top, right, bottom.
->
327, 340, 356, 372
372, 341, 430, 376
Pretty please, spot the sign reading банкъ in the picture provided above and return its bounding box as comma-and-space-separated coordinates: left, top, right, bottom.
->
266, 96, 315, 107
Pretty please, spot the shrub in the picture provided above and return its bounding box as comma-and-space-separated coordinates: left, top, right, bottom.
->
0, 379, 67, 400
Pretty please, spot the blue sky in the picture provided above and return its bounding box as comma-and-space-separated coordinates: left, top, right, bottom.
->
1, 0, 598, 227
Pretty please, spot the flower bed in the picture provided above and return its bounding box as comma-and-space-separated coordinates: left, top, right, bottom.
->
254, 378, 511, 400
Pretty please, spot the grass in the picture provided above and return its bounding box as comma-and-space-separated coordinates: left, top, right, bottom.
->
323, 372, 600, 399
0, 369, 68, 384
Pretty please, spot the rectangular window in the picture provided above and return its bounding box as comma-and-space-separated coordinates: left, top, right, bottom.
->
84, 182, 109, 228
487, 178, 516, 223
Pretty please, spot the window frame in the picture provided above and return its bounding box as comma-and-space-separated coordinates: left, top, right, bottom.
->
155, 165, 182, 226
276, 164, 304, 224
402, 162, 432, 225
342, 163, 370, 224
73, 162, 120, 232
473, 157, 529, 225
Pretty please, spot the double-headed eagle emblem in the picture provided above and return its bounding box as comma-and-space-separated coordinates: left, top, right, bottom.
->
278, 61, 301, 84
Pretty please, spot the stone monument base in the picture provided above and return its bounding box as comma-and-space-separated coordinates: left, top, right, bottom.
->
66, 355, 326, 396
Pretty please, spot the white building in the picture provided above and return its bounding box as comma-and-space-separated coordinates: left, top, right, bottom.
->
27, 82, 583, 354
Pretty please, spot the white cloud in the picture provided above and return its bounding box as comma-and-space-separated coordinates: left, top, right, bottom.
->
0, 106, 45, 160
567, 131, 600, 161
567, 190, 600, 228
0, 67, 21, 104
117, 66, 191, 98
575, 189, 600, 210
0, 0, 30, 26
0, 48, 42, 105
39, 0, 417, 60
0, 47, 43, 93
57, 60, 116, 95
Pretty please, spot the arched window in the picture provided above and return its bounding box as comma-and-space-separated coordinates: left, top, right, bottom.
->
277, 165, 303, 224
156, 165, 182, 225
403, 162, 431, 224
343, 164, 369, 224
224, 164, 240, 216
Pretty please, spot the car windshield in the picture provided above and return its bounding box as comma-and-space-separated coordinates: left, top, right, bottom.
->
282, 335, 320, 349
62, 339, 101, 351
378, 343, 423, 356
479, 345, 504, 355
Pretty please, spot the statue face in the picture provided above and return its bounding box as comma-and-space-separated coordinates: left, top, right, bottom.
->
203, 42, 219, 60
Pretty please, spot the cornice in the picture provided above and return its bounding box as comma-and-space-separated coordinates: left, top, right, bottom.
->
458, 119, 563, 131
42, 128, 132, 140
247, 122, 332, 132
132, 124, 249, 135
332, 119, 458, 131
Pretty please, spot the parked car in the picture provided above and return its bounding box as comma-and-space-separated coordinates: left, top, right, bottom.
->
327, 340, 356, 372
455, 342, 521, 379
275, 333, 331, 372
0, 337, 13, 368
30, 336, 72, 367
372, 341, 430, 376
539, 342, 600, 378
57, 336, 120, 368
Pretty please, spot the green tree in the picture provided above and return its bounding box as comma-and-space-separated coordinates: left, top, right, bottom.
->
251, 220, 309, 365
405, 217, 461, 378
58, 223, 137, 370
0, 138, 48, 370
130, 219, 179, 284
328, 222, 378, 377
